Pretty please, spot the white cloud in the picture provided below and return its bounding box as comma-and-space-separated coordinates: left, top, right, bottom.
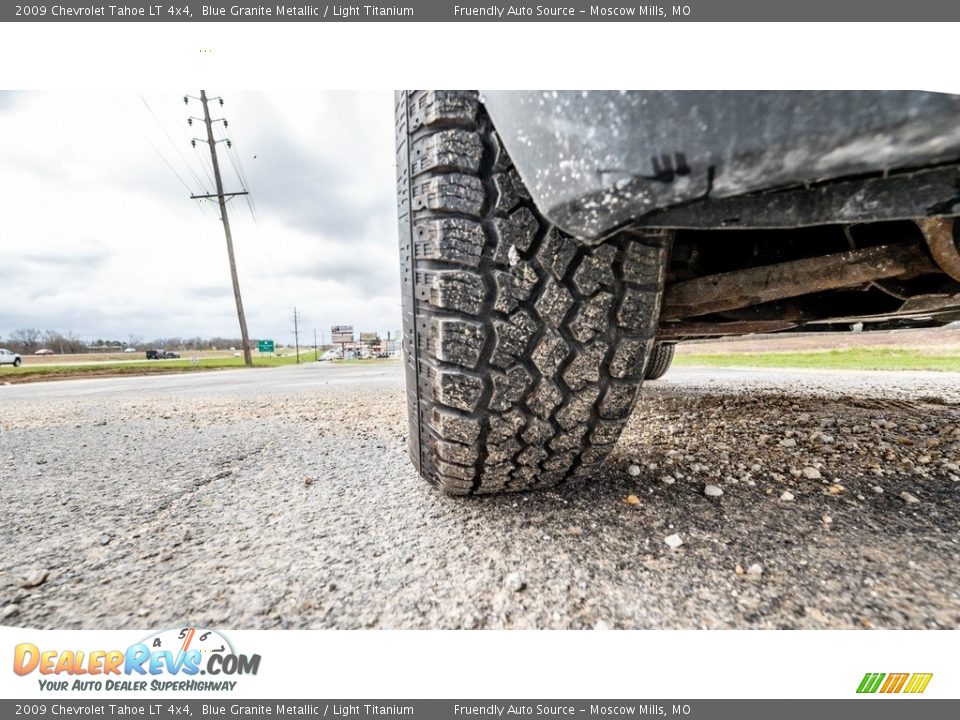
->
0, 90, 401, 344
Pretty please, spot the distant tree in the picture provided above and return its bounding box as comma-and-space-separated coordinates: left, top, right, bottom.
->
42, 330, 64, 354
63, 332, 87, 354
9, 328, 42, 354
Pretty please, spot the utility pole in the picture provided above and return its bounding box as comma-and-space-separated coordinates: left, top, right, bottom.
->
313, 328, 318, 362
292, 307, 301, 365
186, 90, 253, 367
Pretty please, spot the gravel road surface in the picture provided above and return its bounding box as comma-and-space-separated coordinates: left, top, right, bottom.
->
2, 362, 958, 629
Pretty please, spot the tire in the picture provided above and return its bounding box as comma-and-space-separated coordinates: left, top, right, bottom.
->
644, 343, 675, 380
396, 91, 670, 495
13, 358, 21, 368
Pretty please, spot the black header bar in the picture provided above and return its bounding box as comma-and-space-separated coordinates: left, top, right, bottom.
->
5, 1, 960, 22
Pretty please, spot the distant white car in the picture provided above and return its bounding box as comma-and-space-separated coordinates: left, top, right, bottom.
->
34, 348, 54, 355
0, 348, 22, 367
123, 348, 137, 353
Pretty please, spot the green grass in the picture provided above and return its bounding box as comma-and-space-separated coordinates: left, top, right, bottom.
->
674, 347, 960, 372
0, 354, 304, 382
0, 354, 402, 383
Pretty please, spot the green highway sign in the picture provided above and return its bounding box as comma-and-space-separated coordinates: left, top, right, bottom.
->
258, 340, 275, 353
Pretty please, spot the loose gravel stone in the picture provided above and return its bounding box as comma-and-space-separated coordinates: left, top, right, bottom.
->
505, 572, 525, 592
746, 563, 764, 577
19, 570, 48, 589
661, 475, 675, 485
2, 605, 19, 619
779, 438, 797, 448
802, 467, 822, 480
664, 533, 683, 549
704, 484, 723, 497
780, 491, 795, 501
900, 492, 920, 504
627, 464, 641, 477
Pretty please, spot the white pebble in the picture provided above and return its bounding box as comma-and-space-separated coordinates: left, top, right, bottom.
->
780, 491, 795, 501
664, 533, 683, 549
505, 572, 525, 592
802, 466, 822, 480
704, 484, 723, 497
627, 464, 641, 477
900, 492, 920, 504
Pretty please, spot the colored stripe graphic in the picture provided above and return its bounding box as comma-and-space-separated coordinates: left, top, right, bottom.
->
857, 672, 932, 694
881, 673, 909, 693
904, 674, 934, 694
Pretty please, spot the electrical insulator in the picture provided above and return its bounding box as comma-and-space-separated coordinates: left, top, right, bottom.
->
227, 140, 232, 148
183, 96, 188, 105
219, 98, 224, 106
187, 118, 192, 126
191, 139, 196, 147
223, 120, 229, 128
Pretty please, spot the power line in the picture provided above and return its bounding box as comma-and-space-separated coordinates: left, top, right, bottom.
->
291, 306, 301, 364
160, 91, 215, 192
140, 93, 210, 194
111, 93, 197, 199
186, 89, 254, 368
215, 120, 259, 224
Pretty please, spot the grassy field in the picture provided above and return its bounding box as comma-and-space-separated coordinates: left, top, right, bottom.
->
0, 355, 401, 384
0, 355, 303, 383
674, 347, 960, 372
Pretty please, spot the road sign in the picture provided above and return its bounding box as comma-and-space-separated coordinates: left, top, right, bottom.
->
331, 325, 354, 344
258, 340, 275, 353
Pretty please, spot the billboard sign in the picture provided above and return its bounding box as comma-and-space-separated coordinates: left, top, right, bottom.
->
331, 325, 354, 344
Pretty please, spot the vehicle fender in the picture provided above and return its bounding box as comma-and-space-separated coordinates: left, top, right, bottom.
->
481, 90, 960, 242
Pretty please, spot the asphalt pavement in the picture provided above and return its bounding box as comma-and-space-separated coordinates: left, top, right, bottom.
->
1, 362, 958, 629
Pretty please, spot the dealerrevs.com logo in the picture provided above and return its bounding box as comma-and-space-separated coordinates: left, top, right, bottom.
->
857, 673, 933, 694
13, 627, 260, 692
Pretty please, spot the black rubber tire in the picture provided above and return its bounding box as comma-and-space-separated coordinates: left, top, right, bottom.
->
396, 91, 670, 495
13, 358, 21, 368
644, 343, 675, 381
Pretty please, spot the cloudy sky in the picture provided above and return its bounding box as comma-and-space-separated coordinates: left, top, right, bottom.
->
0, 90, 400, 345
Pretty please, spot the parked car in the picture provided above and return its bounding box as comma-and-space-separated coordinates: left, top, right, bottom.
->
123, 348, 137, 353
34, 348, 54, 356
396, 90, 960, 495
0, 348, 22, 367
145, 350, 180, 360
